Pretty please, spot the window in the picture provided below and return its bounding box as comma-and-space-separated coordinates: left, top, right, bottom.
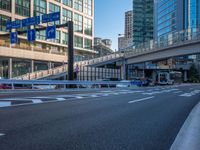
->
0, 15, 11, 31
15, 0, 30, 17
74, 0, 83, 12
63, 0, 72, 7
62, 8, 72, 24
84, 0, 92, 16
36, 30, 46, 41
49, 3, 60, 24
75, 36, 83, 48
74, 13, 83, 33
84, 38, 92, 49
0, 0, 11, 12
62, 32, 68, 45
84, 17, 92, 36
34, 0, 46, 16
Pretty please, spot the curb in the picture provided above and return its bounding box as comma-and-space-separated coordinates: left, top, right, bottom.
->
170, 102, 200, 150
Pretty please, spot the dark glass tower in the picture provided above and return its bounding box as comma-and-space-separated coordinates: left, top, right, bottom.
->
132, 0, 154, 47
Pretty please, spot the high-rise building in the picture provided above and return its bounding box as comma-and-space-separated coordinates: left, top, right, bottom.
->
132, 0, 154, 47
118, 10, 133, 51
0, 0, 94, 79
154, 0, 200, 40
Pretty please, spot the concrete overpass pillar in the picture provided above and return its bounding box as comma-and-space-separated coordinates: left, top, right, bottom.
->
184, 71, 188, 82
31, 60, 34, 73
121, 60, 126, 80
8, 58, 12, 79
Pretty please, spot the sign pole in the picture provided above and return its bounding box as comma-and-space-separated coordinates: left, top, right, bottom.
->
68, 21, 74, 81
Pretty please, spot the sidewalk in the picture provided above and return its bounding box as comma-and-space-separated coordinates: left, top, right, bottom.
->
170, 102, 200, 150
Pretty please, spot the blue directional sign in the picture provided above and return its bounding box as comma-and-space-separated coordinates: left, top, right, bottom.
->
22, 16, 40, 27
6, 20, 21, 30
46, 26, 56, 39
6, 21, 12, 30
27, 29, 36, 42
10, 32, 18, 44
42, 12, 60, 23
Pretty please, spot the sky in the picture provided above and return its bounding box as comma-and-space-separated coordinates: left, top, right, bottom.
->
94, 0, 132, 50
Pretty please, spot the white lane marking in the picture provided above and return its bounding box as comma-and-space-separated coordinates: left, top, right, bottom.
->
128, 96, 154, 104
0, 133, 5, 136
75, 96, 84, 99
56, 98, 66, 101
91, 95, 99, 98
101, 94, 109, 97
32, 99, 43, 104
0, 102, 11, 107
174, 91, 182, 94
180, 90, 200, 97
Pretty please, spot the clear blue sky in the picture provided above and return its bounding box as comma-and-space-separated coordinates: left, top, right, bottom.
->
94, 0, 132, 50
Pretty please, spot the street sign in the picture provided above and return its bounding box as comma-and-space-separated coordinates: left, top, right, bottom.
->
22, 16, 40, 27
6, 22, 12, 30
42, 12, 60, 23
10, 32, 18, 44
6, 20, 21, 30
46, 26, 56, 39
27, 29, 36, 42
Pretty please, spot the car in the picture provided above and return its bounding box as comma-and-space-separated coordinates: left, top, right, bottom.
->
116, 80, 132, 88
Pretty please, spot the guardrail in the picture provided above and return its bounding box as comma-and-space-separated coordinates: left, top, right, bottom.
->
0, 79, 128, 90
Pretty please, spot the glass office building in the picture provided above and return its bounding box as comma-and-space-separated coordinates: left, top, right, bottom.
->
154, 0, 200, 39
0, 0, 94, 79
132, 0, 154, 47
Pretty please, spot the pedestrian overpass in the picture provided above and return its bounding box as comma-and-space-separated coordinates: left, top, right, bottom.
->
14, 29, 200, 80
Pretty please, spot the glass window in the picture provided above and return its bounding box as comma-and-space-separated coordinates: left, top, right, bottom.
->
84, 38, 92, 49
0, 0, 11, 12
75, 36, 83, 48
63, 0, 72, 7
84, 0, 92, 16
49, 3, 60, 24
0, 15, 11, 31
36, 30, 46, 41
34, 0, 46, 16
84, 17, 92, 36
74, 0, 83, 12
62, 32, 68, 45
15, 0, 30, 17
62, 8, 72, 24
74, 13, 83, 33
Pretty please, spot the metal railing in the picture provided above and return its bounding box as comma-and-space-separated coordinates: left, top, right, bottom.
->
14, 65, 67, 80
0, 79, 127, 90
125, 28, 200, 57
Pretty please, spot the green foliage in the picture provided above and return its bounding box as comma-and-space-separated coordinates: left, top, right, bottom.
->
188, 64, 199, 83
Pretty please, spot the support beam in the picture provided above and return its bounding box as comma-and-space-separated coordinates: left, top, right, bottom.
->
8, 58, 12, 79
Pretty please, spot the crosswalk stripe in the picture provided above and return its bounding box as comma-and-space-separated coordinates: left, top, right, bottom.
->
0, 102, 11, 107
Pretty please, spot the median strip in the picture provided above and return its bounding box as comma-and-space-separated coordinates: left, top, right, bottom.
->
128, 96, 154, 104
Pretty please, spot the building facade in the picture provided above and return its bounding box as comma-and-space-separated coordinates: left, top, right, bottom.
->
118, 10, 133, 51
0, 0, 94, 79
132, 0, 154, 47
94, 37, 113, 57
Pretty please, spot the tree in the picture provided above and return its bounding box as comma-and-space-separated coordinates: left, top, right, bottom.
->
188, 64, 199, 83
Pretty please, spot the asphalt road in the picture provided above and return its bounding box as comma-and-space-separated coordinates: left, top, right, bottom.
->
0, 84, 199, 150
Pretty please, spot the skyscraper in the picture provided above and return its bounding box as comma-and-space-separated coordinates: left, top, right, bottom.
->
154, 0, 200, 40
118, 10, 133, 51
132, 0, 154, 47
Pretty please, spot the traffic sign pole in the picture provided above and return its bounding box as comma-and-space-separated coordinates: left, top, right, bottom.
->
68, 21, 74, 81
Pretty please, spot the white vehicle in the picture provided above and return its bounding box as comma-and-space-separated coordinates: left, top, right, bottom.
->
116, 80, 132, 88
157, 72, 174, 85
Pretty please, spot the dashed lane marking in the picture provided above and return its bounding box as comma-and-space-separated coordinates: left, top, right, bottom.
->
128, 96, 154, 104
0, 133, 5, 136
56, 98, 66, 101
32, 99, 43, 104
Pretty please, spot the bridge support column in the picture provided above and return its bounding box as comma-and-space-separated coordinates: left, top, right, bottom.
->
8, 58, 12, 79
31, 60, 34, 73
121, 60, 126, 80
184, 70, 188, 82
